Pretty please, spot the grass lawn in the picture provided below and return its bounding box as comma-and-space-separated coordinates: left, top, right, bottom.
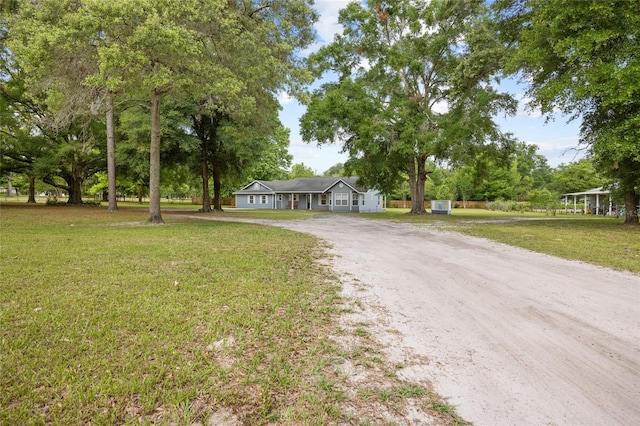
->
0, 203, 464, 425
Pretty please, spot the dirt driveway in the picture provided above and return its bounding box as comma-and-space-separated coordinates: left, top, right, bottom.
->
257, 214, 639, 426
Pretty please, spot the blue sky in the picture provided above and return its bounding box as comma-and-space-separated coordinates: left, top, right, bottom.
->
279, 0, 585, 175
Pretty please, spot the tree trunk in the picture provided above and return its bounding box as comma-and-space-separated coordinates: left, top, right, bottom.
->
212, 167, 224, 211
408, 155, 428, 214
147, 89, 164, 224
27, 175, 36, 203
106, 94, 118, 212
200, 153, 212, 212
6, 173, 13, 197
623, 189, 639, 225
66, 168, 84, 204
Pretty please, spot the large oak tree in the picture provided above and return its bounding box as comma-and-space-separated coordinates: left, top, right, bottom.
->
301, 0, 516, 214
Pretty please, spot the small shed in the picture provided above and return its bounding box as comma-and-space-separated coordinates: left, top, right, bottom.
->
430, 200, 452, 215
562, 187, 612, 215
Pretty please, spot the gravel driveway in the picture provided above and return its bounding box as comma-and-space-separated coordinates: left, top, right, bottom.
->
264, 214, 640, 426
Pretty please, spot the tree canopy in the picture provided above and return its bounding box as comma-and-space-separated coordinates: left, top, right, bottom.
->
6, 0, 317, 222
495, 0, 640, 224
300, 0, 516, 214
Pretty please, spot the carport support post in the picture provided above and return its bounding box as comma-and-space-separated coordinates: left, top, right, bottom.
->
573, 196, 577, 214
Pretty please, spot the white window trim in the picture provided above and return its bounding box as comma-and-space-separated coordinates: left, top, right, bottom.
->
248, 195, 255, 204
335, 193, 348, 206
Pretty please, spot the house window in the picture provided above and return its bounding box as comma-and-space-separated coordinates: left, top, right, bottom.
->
278, 194, 282, 201
260, 195, 267, 204
320, 194, 328, 205
248, 195, 255, 204
335, 193, 348, 206
292, 194, 299, 201
352, 193, 359, 206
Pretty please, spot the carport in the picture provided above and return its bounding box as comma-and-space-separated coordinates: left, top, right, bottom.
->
562, 187, 612, 215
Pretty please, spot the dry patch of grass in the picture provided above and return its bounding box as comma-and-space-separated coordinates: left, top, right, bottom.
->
329, 298, 469, 426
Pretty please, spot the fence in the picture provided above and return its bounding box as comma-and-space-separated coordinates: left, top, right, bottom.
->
386, 200, 487, 209
191, 197, 236, 207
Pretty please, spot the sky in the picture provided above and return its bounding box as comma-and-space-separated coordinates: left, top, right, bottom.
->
278, 0, 586, 176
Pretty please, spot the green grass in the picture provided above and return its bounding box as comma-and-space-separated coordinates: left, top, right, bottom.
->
3, 202, 635, 424
0, 204, 464, 425
369, 208, 640, 274
0, 205, 343, 424
458, 218, 640, 273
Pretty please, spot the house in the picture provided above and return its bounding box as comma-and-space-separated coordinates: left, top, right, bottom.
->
233, 177, 385, 213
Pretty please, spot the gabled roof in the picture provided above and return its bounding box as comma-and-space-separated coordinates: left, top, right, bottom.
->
562, 187, 611, 196
235, 177, 367, 194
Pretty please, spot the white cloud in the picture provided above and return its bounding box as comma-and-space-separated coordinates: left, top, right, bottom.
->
522, 135, 584, 166
278, 91, 294, 105
313, 0, 354, 44
515, 93, 542, 118
298, 1, 354, 63
432, 99, 449, 114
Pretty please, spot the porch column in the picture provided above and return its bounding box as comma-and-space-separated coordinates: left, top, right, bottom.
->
573, 196, 577, 214
596, 194, 600, 215
309, 193, 312, 210
291, 193, 294, 209
609, 195, 612, 216
584, 195, 587, 214
564, 196, 568, 214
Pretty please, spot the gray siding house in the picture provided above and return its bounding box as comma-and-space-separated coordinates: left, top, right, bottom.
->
233, 177, 385, 213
